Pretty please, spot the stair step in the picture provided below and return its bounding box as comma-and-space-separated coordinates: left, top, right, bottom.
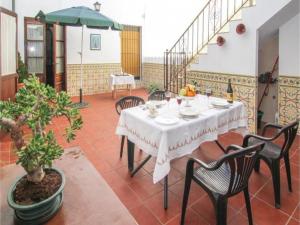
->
199, 46, 208, 54
218, 23, 230, 33
243, 0, 256, 8
230, 10, 242, 21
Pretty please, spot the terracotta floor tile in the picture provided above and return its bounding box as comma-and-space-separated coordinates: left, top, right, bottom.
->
228, 213, 251, 225
248, 171, 271, 195
171, 156, 189, 174
130, 204, 162, 225
228, 191, 253, 212
191, 194, 238, 225
169, 180, 206, 207
290, 150, 299, 165
158, 168, 184, 186
286, 218, 300, 225
281, 163, 300, 182
144, 191, 182, 224
126, 173, 163, 201
166, 208, 209, 225
241, 197, 289, 225
109, 180, 142, 210
256, 178, 299, 215
292, 204, 300, 221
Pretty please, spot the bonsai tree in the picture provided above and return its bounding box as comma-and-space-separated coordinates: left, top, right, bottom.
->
0, 75, 83, 183
17, 52, 29, 83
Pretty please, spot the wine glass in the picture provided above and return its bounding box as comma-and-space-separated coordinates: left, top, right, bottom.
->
176, 95, 182, 112
165, 91, 171, 109
205, 88, 212, 106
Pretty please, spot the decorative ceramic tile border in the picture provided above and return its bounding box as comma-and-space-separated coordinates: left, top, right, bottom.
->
187, 70, 257, 133
66, 63, 121, 96
278, 75, 300, 133
142, 63, 164, 90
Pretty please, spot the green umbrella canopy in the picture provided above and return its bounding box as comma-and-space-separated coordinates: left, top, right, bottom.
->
36, 6, 123, 30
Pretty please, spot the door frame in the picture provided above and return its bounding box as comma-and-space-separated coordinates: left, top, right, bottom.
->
24, 17, 46, 82
0, 7, 18, 100
49, 23, 67, 92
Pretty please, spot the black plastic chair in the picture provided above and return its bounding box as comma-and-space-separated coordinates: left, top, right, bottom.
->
115, 96, 145, 158
148, 90, 166, 101
243, 120, 299, 208
180, 143, 264, 225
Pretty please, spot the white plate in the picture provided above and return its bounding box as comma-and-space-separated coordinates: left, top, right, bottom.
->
211, 100, 230, 108
155, 116, 179, 125
180, 107, 201, 117
146, 100, 166, 108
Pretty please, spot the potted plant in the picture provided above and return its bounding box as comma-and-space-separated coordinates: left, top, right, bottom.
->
16, 52, 29, 90
0, 75, 83, 224
147, 83, 160, 94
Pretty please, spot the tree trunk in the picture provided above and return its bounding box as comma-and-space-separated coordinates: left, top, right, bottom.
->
26, 167, 45, 183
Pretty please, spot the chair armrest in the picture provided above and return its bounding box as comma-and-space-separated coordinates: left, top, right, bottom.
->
226, 144, 243, 152
262, 123, 283, 136
242, 134, 273, 147
187, 157, 217, 171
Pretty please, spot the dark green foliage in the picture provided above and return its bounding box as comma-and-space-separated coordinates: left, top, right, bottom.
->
147, 83, 160, 94
17, 52, 29, 83
0, 75, 83, 173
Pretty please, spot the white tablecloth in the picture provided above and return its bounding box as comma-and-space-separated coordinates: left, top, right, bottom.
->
116, 95, 248, 183
110, 74, 136, 90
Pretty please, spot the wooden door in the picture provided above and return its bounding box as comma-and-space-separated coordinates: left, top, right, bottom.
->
53, 24, 66, 92
121, 25, 141, 77
0, 7, 17, 100
24, 17, 46, 83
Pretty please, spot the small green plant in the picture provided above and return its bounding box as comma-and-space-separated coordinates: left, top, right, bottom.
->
17, 52, 29, 83
147, 83, 160, 94
0, 75, 83, 183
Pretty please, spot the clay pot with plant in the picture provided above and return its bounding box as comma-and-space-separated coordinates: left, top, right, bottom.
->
0, 75, 83, 224
16, 52, 29, 90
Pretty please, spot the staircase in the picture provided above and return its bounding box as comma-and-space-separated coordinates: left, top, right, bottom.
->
164, 0, 256, 93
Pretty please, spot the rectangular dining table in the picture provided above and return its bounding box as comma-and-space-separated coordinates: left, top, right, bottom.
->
116, 95, 248, 208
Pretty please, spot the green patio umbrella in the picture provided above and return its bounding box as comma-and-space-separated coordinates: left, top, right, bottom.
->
36, 6, 123, 107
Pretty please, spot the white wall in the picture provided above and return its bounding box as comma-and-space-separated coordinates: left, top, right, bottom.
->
14, 0, 146, 65
0, 0, 12, 10
279, 13, 300, 76
142, 0, 209, 59
190, 0, 295, 76
62, 0, 146, 64
15, 0, 62, 61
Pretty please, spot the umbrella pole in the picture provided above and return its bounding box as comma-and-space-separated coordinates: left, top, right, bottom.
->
80, 25, 84, 103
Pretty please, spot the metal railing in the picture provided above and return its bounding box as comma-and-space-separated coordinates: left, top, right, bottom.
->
164, 0, 254, 93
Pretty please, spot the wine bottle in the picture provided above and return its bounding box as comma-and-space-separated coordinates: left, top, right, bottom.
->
227, 79, 233, 103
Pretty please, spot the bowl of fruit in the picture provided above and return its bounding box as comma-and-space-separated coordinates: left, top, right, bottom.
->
179, 84, 196, 106
179, 84, 196, 97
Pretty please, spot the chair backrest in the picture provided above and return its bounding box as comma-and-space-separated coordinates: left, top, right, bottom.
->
214, 143, 264, 196
148, 90, 166, 101
115, 96, 145, 115
279, 120, 299, 157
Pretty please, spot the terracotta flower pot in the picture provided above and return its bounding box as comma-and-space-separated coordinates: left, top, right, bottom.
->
236, 23, 246, 34
217, 36, 225, 46
7, 168, 65, 225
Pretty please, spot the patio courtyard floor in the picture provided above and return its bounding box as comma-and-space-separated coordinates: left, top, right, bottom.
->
0, 88, 299, 225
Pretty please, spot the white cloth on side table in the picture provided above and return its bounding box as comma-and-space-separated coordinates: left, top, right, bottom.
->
110, 74, 136, 90
116, 95, 248, 183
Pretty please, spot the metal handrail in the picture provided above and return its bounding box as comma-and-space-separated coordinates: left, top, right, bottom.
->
164, 0, 254, 93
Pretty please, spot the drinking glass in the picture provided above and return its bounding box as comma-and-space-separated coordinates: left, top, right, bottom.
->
205, 88, 212, 106
165, 91, 171, 109
176, 95, 182, 111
